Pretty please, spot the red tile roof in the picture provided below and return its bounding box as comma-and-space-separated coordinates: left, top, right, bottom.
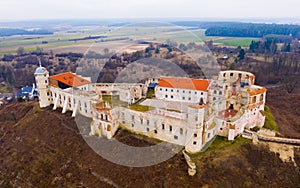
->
158, 77, 210, 91
49, 72, 90, 87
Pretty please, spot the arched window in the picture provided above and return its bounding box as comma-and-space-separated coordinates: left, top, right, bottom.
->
260, 94, 264, 101
199, 98, 204, 105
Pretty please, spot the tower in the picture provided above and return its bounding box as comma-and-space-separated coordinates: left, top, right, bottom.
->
185, 105, 205, 153
34, 59, 50, 108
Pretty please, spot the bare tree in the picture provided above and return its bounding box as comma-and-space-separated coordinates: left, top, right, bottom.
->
103, 48, 109, 55
49, 50, 54, 57
17, 47, 25, 55
36, 46, 43, 53
282, 75, 299, 93
165, 39, 178, 48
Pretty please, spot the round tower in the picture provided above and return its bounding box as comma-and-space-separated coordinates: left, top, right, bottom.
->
34, 60, 50, 108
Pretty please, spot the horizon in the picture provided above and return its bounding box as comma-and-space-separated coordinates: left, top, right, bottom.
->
0, 17, 300, 28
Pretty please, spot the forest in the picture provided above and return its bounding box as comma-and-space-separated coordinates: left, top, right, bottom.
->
205, 23, 300, 38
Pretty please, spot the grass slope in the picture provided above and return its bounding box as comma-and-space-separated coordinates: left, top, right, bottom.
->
264, 106, 278, 131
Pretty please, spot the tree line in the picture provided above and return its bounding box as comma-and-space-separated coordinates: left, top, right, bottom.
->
0, 28, 53, 37
249, 38, 300, 54
205, 23, 300, 38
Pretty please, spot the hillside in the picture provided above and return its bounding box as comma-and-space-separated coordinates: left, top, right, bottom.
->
266, 87, 300, 138
0, 102, 300, 187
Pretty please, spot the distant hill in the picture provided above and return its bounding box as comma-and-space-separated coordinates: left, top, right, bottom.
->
0, 28, 53, 37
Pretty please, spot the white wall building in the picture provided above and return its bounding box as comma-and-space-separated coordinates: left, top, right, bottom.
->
155, 77, 210, 104
35, 66, 267, 154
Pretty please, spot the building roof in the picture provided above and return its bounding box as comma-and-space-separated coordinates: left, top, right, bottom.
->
17, 90, 29, 97
17, 86, 38, 97
21, 86, 34, 93
17, 86, 32, 97
158, 77, 210, 91
148, 83, 158, 88
249, 87, 267, 96
188, 104, 206, 109
34, 67, 47, 75
49, 72, 91, 88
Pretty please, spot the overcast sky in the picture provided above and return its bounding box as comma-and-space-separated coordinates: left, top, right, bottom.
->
0, 0, 299, 21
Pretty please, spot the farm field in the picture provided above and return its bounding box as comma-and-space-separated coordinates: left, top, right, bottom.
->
213, 37, 259, 47
0, 25, 255, 55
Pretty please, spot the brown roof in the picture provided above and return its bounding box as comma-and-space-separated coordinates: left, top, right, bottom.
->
229, 124, 236, 129
49, 72, 90, 87
189, 104, 206, 109
259, 110, 265, 116
249, 87, 267, 96
158, 77, 210, 91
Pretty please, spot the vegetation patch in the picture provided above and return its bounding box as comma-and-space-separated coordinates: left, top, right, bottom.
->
190, 136, 251, 159
214, 38, 259, 47
0, 85, 10, 93
263, 106, 278, 131
102, 95, 153, 111
166, 108, 181, 113
129, 103, 154, 112
146, 89, 155, 98
102, 95, 128, 107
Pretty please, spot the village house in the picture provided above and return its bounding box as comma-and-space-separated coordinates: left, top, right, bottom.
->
17, 84, 38, 100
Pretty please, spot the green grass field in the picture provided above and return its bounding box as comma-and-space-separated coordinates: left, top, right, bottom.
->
0, 42, 92, 55
213, 37, 259, 47
129, 103, 154, 112
0, 30, 105, 54
150, 29, 211, 43
0, 33, 87, 47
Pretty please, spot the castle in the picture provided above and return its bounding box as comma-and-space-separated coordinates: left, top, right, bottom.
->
34, 65, 267, 153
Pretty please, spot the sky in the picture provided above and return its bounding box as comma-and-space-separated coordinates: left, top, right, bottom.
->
0, 0, 299, 21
